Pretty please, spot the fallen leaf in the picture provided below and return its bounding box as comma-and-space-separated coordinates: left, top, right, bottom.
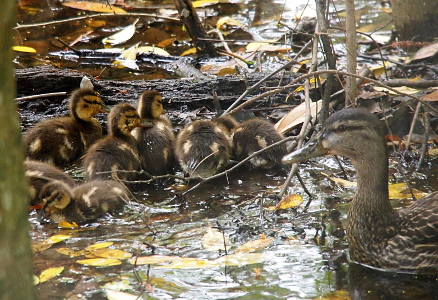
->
137, 46, 170, 56
12, 46, 36, 53
235, 236, 273, 253
373, 86, 420, 95
201, 221, 230, 251
321, 173, 357, 187
128, 255, 198, 265
267, 194, 303, 210
56, 248, 87, 257
86, 242, 113, 251
216, 16, 244, 31
246, 41, 292, 52
102, 19, 139, 45
76, 258, 122, 266
217, 67, 238, 76
423, 90, 438, 101
39, 266, 64, 283
388, 182, 427, 199
58, 221, 79, 229
274, 100, 322, 134
91, 249, 132, 259
62, 1, 127, 13
411, 42, 438, 61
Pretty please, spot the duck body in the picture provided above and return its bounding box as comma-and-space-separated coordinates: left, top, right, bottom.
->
232, 119, 287, 168
24, 159, 76, 206
38, 180, 129, 223
282, 108, 438, 273
175, 119, 232, 178
131, 90, 175, 176
23, 89, 105, 168
84, 103, 149, 181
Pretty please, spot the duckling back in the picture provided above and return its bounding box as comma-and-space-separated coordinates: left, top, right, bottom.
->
175, 120, 232, 178
232, 119, 287, 168
132, 90, 175, 176
83, 103, 144, 181
24, 160, 76, 206
39, 180, 128, 223
23, 89, 104, 168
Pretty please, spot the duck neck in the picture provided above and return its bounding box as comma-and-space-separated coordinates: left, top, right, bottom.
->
347, 146, 397, 245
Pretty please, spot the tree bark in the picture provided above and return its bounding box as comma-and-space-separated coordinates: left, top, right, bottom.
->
390, 0, 438, 42
0, 0, 36, 298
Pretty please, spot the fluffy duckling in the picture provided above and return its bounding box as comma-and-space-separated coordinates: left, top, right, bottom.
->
175, 119, 232, 178
131, 90, 175, 176
232, 119, 287, 168
38, 180, 129, 223
23, 89, 106, 168
24, 159, 76, 206
83, 103, 151, 181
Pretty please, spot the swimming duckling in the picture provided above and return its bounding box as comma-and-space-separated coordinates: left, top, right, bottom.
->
175, 119, 232, 178
232, 119, 287, 168
24, 159, 76, 206
83, 103, 151, 181
131, 90, 175, 176
38, 180, 129, 223
23, 88, 106, 168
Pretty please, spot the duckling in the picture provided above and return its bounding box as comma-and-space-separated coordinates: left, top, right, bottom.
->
83, 103, 151, 181
231, 119, 287, 168
38, 180, 129, 223
131, 90, 175, 176
175, 119, 232, 178
282, 108, 438, 273
24, 159, 76, 206
23, 89, 106, 168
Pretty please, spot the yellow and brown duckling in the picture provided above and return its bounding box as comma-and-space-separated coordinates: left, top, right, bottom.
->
38, 180, 129, 223
175, 119, 232, 179
24, 159, 76, 206
83, 103, 152, 181
282, 108, 438, 273
23, 88, 107, 168
232, 118, 287, 169
131, 90, 175, 176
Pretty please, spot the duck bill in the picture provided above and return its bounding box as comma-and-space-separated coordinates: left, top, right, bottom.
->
37, 205, 49, 223
282, 139, 328, 164
99, 103, 111, 113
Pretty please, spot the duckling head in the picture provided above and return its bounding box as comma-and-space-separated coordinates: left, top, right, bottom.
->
70, 89, 107, 121
38, 180, 73, 223
138, 90, 166, 119
109, 103, 152, 137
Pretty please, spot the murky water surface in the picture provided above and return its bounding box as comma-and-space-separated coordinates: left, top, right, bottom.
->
18, 0, 438, 299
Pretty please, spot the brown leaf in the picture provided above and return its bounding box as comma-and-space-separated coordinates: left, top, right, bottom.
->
274, 100, 322, 134
423, 90, 438, 101
268, 194, 303, 210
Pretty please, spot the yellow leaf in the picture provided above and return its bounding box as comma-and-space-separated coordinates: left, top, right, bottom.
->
388, 182, 427, 199
201, 221, 230, 251
181, 48, 197, 56
274, 100, 322, 134
267, 194, 303, 210
106, 289, 141, 300
321, 172, 357, 187
102, 19, 139, 45
246, 41, 292, 52
85, 242, 113, 251
47, 234, 71, 244
91, 249, 132, 259
216, 16, 244, 30
217, 67, 238, 76
62, 1, 126, 13
76, 258, 122, 266
193, 0, 219, 8
235, 236, 274, 253
156, 258, 217, 269
12, 46, 36, 53
128, 255, 198, 265
32, 242, 53, 252
39, 266, 64, 283
56, 248, 86, 257
58, 221, 79, 229
137, 46, 170, 56
33, 275, 40, 285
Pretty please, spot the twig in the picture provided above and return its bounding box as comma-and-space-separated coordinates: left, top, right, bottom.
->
224, 70, 438, 117
221, 39, 313, 116
14, 13, 179, 29
15, 92, 67, 101
182, 136, 298, 195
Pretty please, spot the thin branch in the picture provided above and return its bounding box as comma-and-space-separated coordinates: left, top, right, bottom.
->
15, 92, 67, 101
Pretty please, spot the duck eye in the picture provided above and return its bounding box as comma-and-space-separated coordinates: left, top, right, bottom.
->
337, 125, 346, 132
